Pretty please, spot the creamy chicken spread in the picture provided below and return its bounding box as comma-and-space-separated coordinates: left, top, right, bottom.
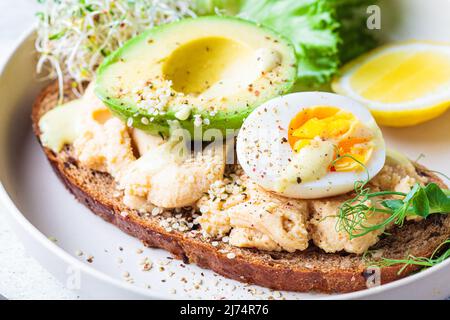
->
72, 84, 226, 210
308, 198, 388, 254
39, 85, 424, 255
197, 157, 423, 254
197, 172, 310, 252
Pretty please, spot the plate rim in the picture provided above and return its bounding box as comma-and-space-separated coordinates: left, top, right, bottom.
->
0, 28, 168, 300
1, 28, 450, 300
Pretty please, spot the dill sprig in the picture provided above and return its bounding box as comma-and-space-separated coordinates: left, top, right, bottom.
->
332, 153, 406, 239
336, 181, 406, 239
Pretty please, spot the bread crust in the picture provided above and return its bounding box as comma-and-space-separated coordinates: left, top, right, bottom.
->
31, 82, 450, 293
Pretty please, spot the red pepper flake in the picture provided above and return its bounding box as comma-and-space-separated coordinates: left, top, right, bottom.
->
254, 90, 260, 97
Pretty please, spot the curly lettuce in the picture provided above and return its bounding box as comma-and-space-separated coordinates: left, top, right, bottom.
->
193, 0, 377, 86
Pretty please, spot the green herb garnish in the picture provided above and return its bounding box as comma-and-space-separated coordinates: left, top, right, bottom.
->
371, 239, 450, 275
336, 158, 450, 239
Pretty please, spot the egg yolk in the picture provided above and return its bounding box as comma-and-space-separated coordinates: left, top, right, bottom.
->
288, 106, 374, 172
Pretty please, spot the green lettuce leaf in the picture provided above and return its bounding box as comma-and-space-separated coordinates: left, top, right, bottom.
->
193, 0, 377, 86
193, 0, 243, 15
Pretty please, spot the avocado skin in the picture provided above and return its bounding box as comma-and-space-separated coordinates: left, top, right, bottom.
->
106, 100, 254, 139
95, 16, 297, 139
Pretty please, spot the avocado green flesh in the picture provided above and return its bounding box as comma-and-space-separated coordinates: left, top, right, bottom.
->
96, 16, 297, 138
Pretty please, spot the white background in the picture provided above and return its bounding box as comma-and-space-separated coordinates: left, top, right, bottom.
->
0, 0, 77, 299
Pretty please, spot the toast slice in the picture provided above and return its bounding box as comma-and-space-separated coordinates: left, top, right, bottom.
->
32, 82, 450, 294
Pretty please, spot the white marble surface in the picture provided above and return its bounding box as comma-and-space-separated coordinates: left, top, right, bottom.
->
0, 0, 78, 300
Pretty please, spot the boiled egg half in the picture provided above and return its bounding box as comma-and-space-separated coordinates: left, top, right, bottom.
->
236, 92, 386, 199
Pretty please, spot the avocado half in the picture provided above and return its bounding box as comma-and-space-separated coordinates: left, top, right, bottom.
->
95, 16, 297, 138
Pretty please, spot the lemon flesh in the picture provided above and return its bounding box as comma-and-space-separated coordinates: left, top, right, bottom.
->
332, 42, 450, 127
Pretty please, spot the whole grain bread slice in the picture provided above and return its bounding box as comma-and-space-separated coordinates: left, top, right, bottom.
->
31, 82, 450, 294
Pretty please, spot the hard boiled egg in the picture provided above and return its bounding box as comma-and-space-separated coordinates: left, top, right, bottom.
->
236, 92, 386, 199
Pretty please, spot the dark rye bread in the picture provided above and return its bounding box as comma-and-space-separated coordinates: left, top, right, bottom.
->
32, 82, 450, 294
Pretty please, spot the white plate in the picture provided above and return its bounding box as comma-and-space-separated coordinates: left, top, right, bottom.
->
1, 0, 450, 300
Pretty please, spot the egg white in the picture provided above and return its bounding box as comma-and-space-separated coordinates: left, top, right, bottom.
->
236, 92, 386, 199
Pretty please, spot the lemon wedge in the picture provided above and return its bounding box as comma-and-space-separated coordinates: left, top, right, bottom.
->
332, 41, 450, 127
